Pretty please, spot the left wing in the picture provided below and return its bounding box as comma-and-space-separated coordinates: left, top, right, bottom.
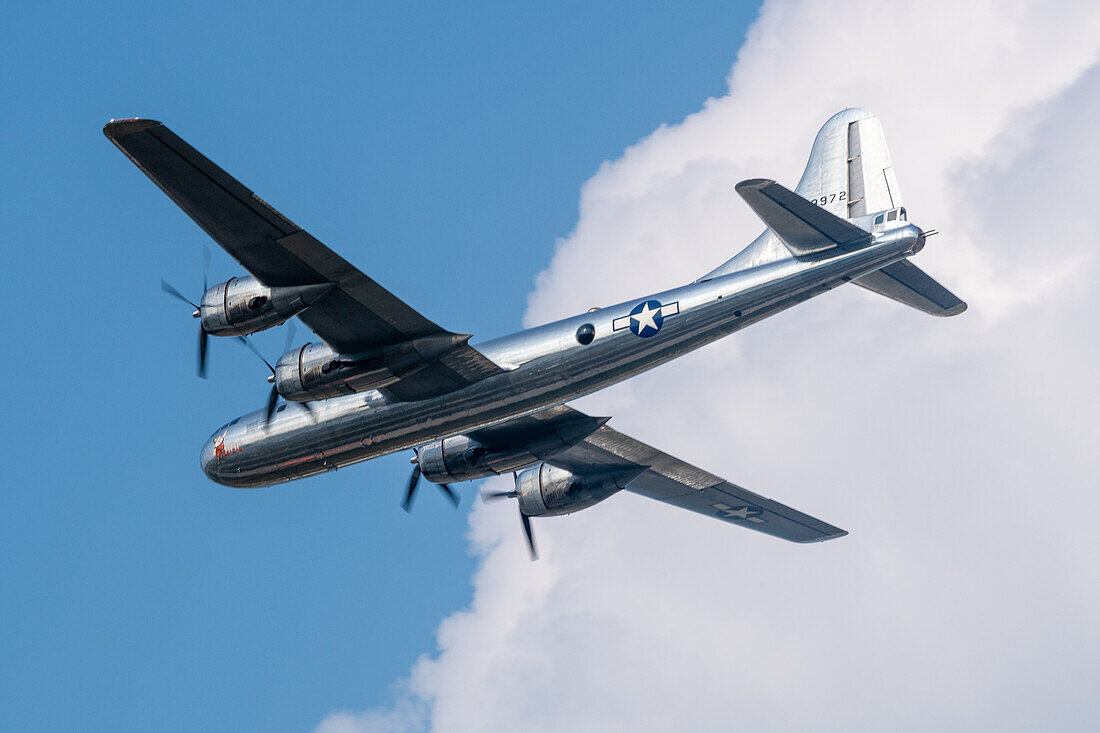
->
548, 417, 847, 543
104, 118, 503, 400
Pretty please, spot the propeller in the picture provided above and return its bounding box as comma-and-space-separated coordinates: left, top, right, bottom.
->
160, 247, 211, 378
402, 451, 459, 512
236, 335, 279, 421
237, 322, 314, 426
483, 473, 537, 560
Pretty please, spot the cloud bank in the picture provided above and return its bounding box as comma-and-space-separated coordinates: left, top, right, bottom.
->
318, 1, 1100, 730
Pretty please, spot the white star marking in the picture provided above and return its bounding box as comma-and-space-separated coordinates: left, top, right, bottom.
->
712, 503, 765, 523
632, 302, 659, 333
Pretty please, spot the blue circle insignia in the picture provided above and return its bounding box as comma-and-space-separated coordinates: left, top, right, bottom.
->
629, 300, 664, 338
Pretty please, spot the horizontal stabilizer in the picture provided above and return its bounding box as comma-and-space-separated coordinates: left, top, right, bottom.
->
736, 179, 871, 256
854, 259, 967, 316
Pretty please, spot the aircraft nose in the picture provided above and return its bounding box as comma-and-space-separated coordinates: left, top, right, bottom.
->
200, 431, 230, 485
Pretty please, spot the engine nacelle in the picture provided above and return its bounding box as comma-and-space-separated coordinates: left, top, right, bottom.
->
418, 434, 540, 484
416, 411, 610, 484
513, 463, 626, 517
274, 333, 471, 401
199, 276, 333, 337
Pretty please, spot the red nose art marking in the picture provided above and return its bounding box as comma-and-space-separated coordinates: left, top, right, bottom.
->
213, 434, 227, 461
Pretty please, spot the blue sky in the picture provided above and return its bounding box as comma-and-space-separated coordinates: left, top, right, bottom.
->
0, 2, 763, 731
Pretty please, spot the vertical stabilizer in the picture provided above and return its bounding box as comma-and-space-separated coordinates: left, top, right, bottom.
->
703, 109, 900, 278
846, 114, 902, 217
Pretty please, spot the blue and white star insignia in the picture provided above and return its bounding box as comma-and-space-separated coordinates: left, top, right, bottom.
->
612, 299, 679, 338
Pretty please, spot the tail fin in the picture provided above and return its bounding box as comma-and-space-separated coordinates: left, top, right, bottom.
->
704, 108, 903, 277
704, 109, 967, 317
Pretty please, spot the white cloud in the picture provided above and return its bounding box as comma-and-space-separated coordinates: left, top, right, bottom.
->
317, 2, 1100, 731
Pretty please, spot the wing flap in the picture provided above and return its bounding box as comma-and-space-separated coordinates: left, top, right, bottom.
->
736, 178, 871, 256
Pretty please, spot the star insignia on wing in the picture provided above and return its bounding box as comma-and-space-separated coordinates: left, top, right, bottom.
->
712, 503, 765, 523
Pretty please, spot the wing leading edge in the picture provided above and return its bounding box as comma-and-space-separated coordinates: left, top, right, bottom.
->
104, 118, 503, 400
543, 410, 847, 543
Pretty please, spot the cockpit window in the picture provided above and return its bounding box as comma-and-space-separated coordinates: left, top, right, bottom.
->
229, 418, 240, 426
887, 210, 897, 221
276, 404, 287, 413
899, 207, 907, 221
875, 214, 884, 225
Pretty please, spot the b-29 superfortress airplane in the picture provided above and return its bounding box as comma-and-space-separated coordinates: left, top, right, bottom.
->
105, 109, 965, 556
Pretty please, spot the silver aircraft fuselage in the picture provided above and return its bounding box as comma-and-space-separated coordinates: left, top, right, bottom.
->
202, 225, 922, 487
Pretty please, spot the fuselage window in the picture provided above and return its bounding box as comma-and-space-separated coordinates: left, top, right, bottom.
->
887, 210, 897, 221
874, 214, 885, 225
276, 404, 287, 413
575, 323, 596, 345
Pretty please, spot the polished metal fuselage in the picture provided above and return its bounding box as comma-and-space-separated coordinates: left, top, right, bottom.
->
202, 225, 922, 487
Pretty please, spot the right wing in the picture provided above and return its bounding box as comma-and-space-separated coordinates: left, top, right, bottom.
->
103, 118, 503, 400
547, 416, 847, 543
736, 178, 871, 256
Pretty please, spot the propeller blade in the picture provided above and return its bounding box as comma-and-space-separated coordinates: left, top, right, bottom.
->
520, 509, 537, 560
197, 325, 208, 379
436, 482, 460, 508
162, 279, 199, 309
283, 320, 297, 355
402, 463, 422, 512
264, 384, 279, 424
202, 246, 211, 292
165, 253, 211, 378
481, 474, 537, 559
237, 336, 275, 374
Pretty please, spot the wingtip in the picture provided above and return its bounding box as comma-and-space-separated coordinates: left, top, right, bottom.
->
930, 301, 968, 317
735, 178, 776, 193
103, 117, 161, 139
797, 528, 849, 543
